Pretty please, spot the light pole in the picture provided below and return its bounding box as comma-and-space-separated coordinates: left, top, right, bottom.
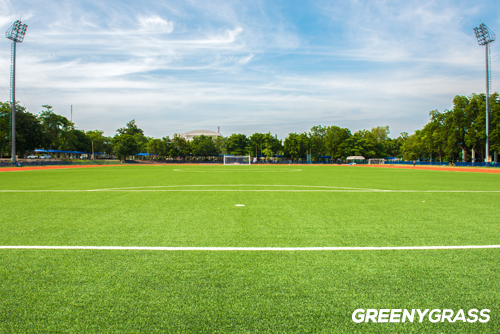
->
474, 23, 495, 162
5, 20, 28, 163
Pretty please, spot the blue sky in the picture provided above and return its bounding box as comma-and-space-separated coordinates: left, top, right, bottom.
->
1, 0, 499, 139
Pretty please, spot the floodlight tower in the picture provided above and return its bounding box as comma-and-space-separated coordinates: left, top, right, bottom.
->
474, 23, 495, 162
5, 20, 28, 163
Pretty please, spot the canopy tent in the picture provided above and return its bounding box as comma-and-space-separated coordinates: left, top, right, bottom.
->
346, 156, 365, 160
35, 149, 90, 154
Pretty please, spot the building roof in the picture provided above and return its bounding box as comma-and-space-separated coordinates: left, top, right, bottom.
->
176, 130, 222, 141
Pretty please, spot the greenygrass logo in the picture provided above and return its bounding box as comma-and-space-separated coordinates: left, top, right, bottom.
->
352, 309, 490, 323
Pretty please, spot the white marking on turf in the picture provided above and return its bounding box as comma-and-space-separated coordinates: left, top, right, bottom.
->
0, 184, 374, 192
0, 184, 499, 193
1, 188, 500, 193
1, 245, 499, 251
173, 169, 302, 172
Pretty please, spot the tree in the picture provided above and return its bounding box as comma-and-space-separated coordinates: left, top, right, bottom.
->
227, 134, 249, 155
283, 132, 309, 161
262, 147, 273, 160
324, 126, 351, 159
38, 105, 73, 150
134, 133, 149, 154
420, 110, 447, 162
112, 120, 149, 160
191, 135, 218, 159
309, 126, 328, 158
348, 130, 379, 158
146, 138, 163, 159
163, 136, 180, 159
0, 102, 46, 158
463, 94, 486, 161
401, 130, 425, 161
248, 133, 264, 158
371, 126, 390, 142
16, 106, 47, 157
262, 133, 281, 160
369, 126, 390, 158
385, 133, 406, 159
214, 136, 227, 156
113, 134, 139, 160
446, 95, 476, 161
171, 134, 191, 159
245, 132, 281, 160
86, 130, 112, 156
117, 119, 143, 136
0, 102, 11, 158
112, 120, 147, 160
60, 129, 91, 152
269, 134, 283, 156
489, 93, 500, 160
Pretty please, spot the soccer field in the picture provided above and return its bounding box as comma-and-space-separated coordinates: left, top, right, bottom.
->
0, 165, 499, 333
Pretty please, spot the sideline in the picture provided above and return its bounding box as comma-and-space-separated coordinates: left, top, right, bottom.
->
2, 189, 500, 193
1, 245, 499, 251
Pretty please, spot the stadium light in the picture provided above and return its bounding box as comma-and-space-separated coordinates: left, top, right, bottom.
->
474, 23, 495, 162
5, 20, 28, 164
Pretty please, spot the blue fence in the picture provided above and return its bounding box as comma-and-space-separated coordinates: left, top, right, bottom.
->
454, 162, 500, 167
122, 160, 220, 164
384, 161, 450, 166
2, 160, 498, 168
0, 160, 119, 167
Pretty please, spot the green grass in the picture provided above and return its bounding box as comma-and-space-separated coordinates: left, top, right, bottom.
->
0, 165, 499, 333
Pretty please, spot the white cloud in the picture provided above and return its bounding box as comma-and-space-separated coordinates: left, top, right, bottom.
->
225, 26, 242, 43
316, 0, 485, 66
237, 54, 254, 65
138, 14, 174, 33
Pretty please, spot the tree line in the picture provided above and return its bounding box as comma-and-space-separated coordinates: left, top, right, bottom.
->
1, 93, 499, 162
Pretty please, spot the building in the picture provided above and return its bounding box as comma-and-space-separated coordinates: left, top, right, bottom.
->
176, 130, 222, 142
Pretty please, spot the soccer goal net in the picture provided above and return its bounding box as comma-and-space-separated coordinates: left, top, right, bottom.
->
224, 155, 251, 165
368, 159, 385, 165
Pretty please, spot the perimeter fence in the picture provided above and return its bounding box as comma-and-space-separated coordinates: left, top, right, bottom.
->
454, 162, 500, 167
2, 160, 499, 168
0, 160, 120, 167
384, 161, 450, 166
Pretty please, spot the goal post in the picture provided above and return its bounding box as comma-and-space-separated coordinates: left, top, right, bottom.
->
224, 155, 251, 165
368, 158, 385, 165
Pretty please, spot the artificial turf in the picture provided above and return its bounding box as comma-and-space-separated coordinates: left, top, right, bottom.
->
0, 165, 499, 333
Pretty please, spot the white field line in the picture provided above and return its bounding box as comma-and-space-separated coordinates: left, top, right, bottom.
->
87, 184, 375, 191
1, 245, 499, 251
173, 169, 302, 172
0, 184, 369, 192
1, 189, 500, 193
0, 184, 499, 193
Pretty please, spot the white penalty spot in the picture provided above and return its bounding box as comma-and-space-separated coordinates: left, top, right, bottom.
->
235, 204, 245, 207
